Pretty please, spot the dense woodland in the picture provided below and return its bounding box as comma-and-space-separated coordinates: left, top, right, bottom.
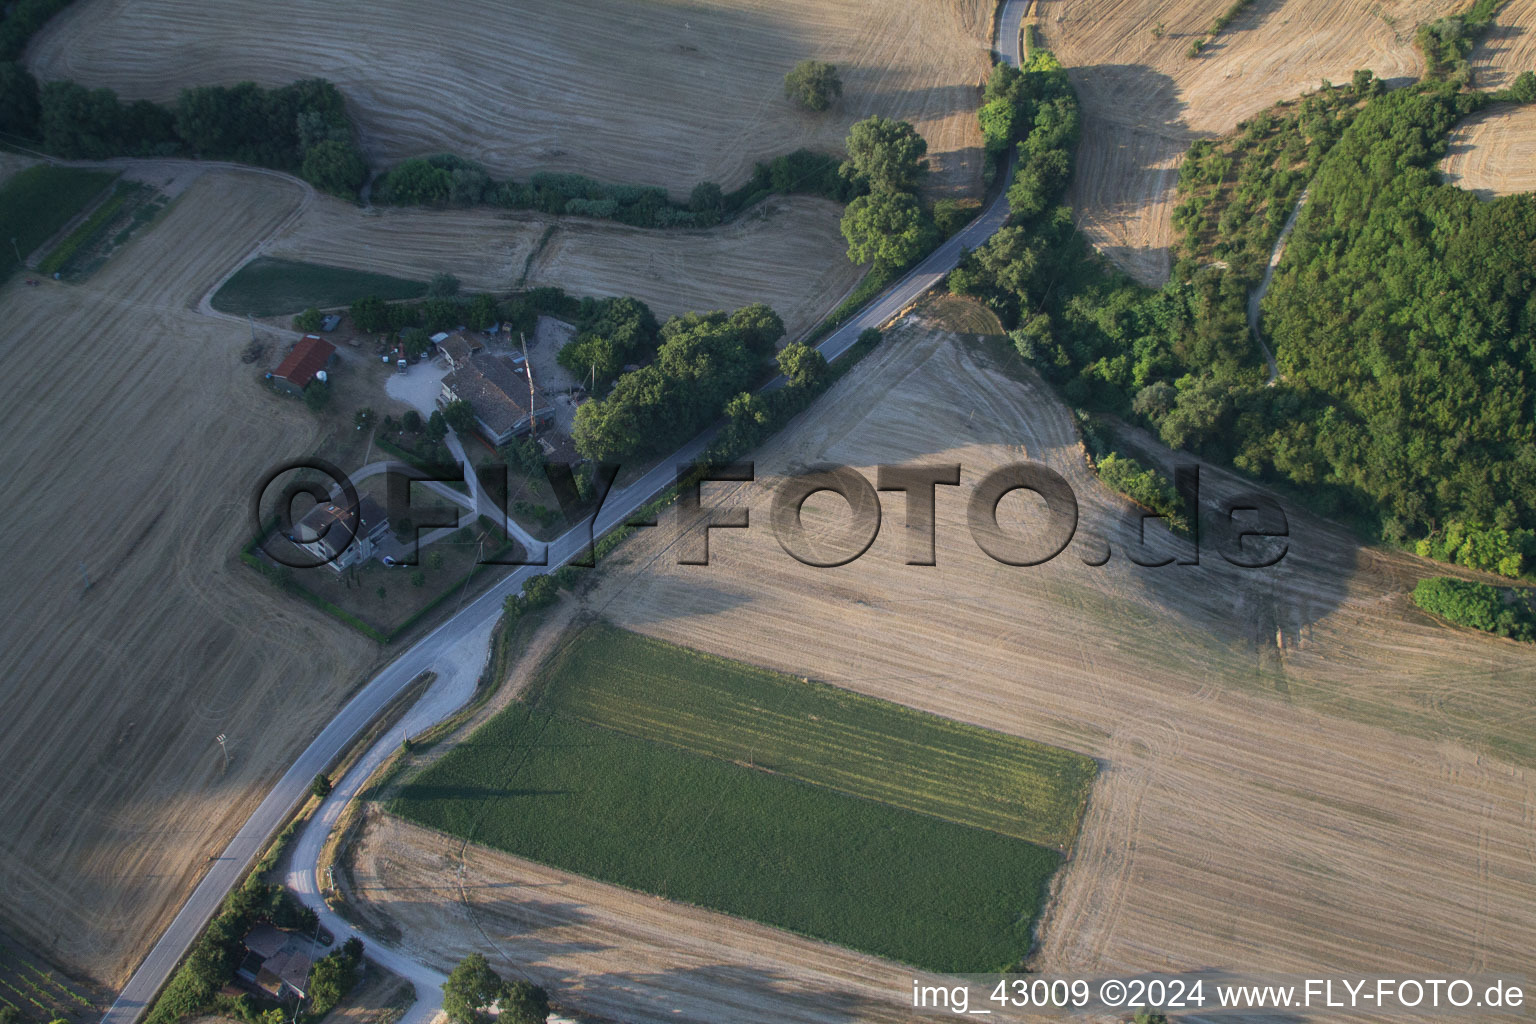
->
951, 36, 1536, 574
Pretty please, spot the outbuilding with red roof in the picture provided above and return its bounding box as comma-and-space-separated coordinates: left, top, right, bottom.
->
268, 334, 335, 395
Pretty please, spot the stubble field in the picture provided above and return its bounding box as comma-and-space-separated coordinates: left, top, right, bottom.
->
1439, 102, 1536, 197
0, 167, 380, 987
26, 0, 993, 198
265, 193, 864, 339
1035, 0, 1450, 283
349, 304, 1536, 1022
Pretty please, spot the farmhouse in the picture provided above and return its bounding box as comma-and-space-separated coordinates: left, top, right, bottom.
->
235, 925, 319, 1000
267, 334, 335, 395
437, 331, 485, 370
439, 353, 553, 444
288, 495, 390, 572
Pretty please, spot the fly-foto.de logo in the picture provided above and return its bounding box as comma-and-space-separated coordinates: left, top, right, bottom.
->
251, 458, 1289, 571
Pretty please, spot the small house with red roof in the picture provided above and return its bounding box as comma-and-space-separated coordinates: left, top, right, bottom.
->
268, 334, 336, 395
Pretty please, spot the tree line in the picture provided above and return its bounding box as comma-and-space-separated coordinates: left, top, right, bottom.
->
1413, 576, 1535, 642
572, 303, 786, 462
372, 147, 859, 228
0, 65, 369, 197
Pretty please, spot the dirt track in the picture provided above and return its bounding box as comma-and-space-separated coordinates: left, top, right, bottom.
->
1037, 0, 1446, 284
26, 0, 992, 198
350, 307, 1536, 1023
1439, 103, 1536, 197
0, 169, 380, 986
269, 194, 863, 339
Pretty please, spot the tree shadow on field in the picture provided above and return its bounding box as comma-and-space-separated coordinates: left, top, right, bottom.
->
597, 577, 752, 628
1471, 16, 1529, 86
393, 785, 572, 803
1060, 64, 1196, 280
1186, 0, 1284, 58
577, 963, 887, 1023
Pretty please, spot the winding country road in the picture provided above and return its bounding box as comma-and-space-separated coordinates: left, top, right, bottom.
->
101, 7, 1030, 1023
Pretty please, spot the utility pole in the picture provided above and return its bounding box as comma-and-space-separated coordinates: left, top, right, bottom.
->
9, 236, 22, 266
522, 332, 538, 442
78, 561, 91, 592
215, 734, 230, 773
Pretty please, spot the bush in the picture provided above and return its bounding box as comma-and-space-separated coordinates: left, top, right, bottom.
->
784, 60, 842, 112
1094, 451, 1190, 535
293, 307, 323, 331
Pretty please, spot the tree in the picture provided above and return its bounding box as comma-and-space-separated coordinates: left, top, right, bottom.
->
840, 116, 927, 193
784, 60, 842, 112
301, 138, 367, 198
720, 391, 771, 453
306, 936, 364, 1017
689, 181, 724, 214
425, 410, 448, 441
443, 399, 478, 434
350, 295, 388, 333
1508, 69, 1536, 103
840, 190, 938, 270
401, 410, 423, 433
501, 436, 546, 480
310, 774, 332, 798
443, 954, 505, 1024
0, 62, 40, 139
777, 341, 828, 390
304, 380, 331, 412
498, 980, 550, 1024
401, 327, 432, 360
410, 570, 426, 588
293, 307, 323, 332
428, 272, 460, 298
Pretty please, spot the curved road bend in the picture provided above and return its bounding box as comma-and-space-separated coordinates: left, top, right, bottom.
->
102, 7, 1029, 1023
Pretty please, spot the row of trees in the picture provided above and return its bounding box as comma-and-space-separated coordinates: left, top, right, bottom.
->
1413, 576, 1535, 642
571, 303, 785, 462
372, 147, 858, 228
947, 49, 1081, 327
442, 953, 549, 1024
1, 67, 369, 197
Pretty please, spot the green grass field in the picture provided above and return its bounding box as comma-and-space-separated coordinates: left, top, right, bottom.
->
0, 165, 118, 281
391, 623, 1096, 971
210, 257, 426, 316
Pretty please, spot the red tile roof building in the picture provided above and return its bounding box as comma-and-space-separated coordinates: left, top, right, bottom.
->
270, 334, 335, 394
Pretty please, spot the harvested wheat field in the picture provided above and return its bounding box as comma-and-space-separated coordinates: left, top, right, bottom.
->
26, 0, 992, 198
1036, 0, 1447, 283
0, 167, 380, 987
1471, 0, 1536, 89
268, 194, 863, 338
1440, 103, 1536, 197
348, 306, 1536, 1023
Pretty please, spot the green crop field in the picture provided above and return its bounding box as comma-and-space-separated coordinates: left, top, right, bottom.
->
0, 165, 118, 281
391, 623, 1096, 971
210, 257, 426, 316
529, 623, 1095, 847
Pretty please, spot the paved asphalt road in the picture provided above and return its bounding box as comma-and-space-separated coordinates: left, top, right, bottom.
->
101, 8, 1028, 1023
